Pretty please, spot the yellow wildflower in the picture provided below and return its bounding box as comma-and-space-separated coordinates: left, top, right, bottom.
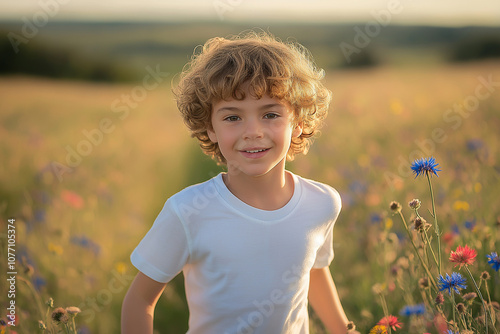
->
369, 325, 388, 334
48, 242, 63, 255
453, 200, 470, 211
115, 261, 128, 275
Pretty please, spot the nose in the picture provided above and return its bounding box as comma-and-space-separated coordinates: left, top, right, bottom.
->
243, 118, 264, 139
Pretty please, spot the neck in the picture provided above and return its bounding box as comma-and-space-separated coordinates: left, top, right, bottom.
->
222, 161, 293, 211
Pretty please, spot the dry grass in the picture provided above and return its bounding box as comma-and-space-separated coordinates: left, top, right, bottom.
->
1, 60, 499, 333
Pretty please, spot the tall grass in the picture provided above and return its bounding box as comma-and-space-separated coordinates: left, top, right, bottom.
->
1, 60, 499, 333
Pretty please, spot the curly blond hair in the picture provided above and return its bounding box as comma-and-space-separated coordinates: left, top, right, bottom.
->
174, 31, 331, 165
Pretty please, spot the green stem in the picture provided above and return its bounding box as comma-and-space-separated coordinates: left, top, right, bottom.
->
457, 306, 468, 331
460, 314, 468, 331
397, 211, 438, 291
465, 267, 497, 334
422, 228, 439, 268
45, 306, 56, 334
426, 172, 442, 275
18, 276, 45, 321
72, 318, 77, 334
378, 294, 392, 334
484, 280, 496, 327
451, 292, 457, 332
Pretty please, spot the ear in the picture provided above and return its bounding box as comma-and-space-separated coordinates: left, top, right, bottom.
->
292, 122, 303, 138
207, 127, 218, 143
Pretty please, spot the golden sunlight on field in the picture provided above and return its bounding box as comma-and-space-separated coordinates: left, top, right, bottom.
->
1, 60, 499, 333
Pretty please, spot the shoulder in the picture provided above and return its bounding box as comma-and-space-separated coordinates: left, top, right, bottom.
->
295, 174, 341, 201
170, 176, 218, 200
294, 174, 342, 214
164, 175, 219, 215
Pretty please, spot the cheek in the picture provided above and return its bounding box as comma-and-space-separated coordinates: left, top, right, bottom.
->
213, 129, 235, 149
275, 123, 295, 139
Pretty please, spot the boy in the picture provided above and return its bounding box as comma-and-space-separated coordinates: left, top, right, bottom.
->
121, 31, 350, 334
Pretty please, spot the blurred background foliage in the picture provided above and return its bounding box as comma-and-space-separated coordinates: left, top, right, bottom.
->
1, 22, 500, 81
0, 20, 500, 333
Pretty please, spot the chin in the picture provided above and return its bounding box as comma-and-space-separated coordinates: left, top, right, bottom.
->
238, 164, 283, 178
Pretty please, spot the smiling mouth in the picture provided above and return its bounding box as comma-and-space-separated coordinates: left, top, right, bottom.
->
244, 149, 269, 153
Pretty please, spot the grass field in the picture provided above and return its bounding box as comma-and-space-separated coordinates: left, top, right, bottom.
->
1, 59, 499, 333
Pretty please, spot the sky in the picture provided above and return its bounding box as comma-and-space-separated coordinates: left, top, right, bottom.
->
1, 0, 499, 26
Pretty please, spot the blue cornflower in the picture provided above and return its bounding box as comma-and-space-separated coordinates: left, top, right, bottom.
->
71, 235, 101, 256
487, 252, 500, 271
466, 138, 484, 151
447, 330, 459, 334
464, 219, 476, 230
34, 276, 47, 291
370, 213, 383, 224
438, 272, 467, 295
399, 303, 425, 316
34, 209, 46, 223
411, 157, 441, 178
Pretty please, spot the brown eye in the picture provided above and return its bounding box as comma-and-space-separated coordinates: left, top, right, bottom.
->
264, 113, 279, 119
224, 116, 240, 122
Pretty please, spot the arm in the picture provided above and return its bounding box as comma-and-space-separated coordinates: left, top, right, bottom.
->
308, 267, 349, 334
121, 271, 167, 334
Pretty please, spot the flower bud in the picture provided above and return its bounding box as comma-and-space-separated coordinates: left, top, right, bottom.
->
38, 320, 47, 330
462, 292, 477, 302
51, 307, 69, 324
347, 321, 356, 331
408, 199, 421, 210
65, 306, 81, 316
435, 292, 445, 305
418, 277, 429, 289
413, 217, 430, 232
480, 271, 491, 281
390, 201, 402, 213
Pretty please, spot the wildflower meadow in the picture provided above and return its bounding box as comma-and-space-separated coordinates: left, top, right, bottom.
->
1, 53, 499, 333
369, 157, 500, 334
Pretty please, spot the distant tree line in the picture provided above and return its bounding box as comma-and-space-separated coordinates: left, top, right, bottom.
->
449, 35, 500, 62
1, 27, 500, 80
0, 32, 137, 82
338, 33, 500, 68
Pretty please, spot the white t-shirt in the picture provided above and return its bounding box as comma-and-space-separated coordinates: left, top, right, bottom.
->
131, 172, 341, 334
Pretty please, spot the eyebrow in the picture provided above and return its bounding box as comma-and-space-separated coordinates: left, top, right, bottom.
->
215, 103, 285, 114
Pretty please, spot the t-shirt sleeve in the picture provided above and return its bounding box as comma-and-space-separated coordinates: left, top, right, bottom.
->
312, 187, 342, 268
130, 198, 191, 283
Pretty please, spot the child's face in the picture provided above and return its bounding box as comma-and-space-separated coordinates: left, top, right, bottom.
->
208, 87, 302, 178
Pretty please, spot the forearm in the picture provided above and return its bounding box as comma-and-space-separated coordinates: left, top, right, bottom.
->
309, 267, 349, 334
121, 272, 166, 334
121, 289, 155, 334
